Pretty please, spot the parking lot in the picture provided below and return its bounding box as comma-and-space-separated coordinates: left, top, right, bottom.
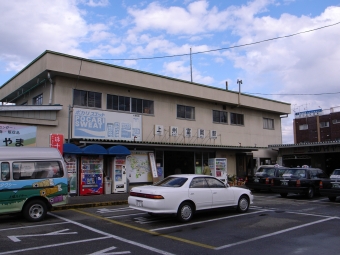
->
1, 193, 340, 255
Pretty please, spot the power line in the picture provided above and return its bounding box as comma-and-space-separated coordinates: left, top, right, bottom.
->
91, 21, 340, 61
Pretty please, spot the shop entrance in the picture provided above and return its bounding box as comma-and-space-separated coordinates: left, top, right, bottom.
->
164, 151, 195, 176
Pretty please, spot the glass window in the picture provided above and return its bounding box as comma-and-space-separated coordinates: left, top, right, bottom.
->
131, 98, 143, 113
1, 162, 10, 181
73, 89, 101, 108
213, 110, 228, 123
299, 124, 308, 130
12, 161, 64, 180
230, 113, 244, 125
118, 96, 130, 111
177, 105, 195, 120
143, 100, 154, 114
205, 177, 225, 188
190, 177, 209, 188
32, 94, 43, 105
154, 176, 188, 187
263, 118, 274, 129
107, 94, 118, 110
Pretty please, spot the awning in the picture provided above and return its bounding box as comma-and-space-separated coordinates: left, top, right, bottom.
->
82, 144, 107, 155
63, 143, 83, 154
107, 145, 131, 155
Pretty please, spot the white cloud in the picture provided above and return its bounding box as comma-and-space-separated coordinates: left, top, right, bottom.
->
84, 0, 109, 7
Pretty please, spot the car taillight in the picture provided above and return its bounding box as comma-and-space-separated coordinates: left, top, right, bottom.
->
320, 181, 323, 189
265, 178, 269, 184
296, 180, 301, 187
130, 191, 164, 199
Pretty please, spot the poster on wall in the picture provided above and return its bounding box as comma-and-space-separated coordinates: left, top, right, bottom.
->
50, 133, 64, 154
72, 107, 142, 141
0, 124, 37, 147
126, 151, 153, 183
64, 154, 78, 195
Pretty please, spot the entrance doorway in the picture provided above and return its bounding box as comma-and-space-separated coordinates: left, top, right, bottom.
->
164, 151, 195, 176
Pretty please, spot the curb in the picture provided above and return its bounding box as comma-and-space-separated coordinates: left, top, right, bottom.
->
52, 200, 128, 211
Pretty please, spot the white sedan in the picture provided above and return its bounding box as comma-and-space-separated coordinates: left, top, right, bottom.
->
128, 174, 253, 222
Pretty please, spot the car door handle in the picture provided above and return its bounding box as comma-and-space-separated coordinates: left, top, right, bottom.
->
213, 192, 217, 194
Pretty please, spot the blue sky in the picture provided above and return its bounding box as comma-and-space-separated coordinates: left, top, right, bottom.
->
0, 0, 340, 144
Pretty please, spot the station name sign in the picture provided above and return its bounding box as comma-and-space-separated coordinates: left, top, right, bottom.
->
295, 109, 322, 119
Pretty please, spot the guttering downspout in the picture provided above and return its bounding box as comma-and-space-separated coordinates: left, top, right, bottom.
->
47, 72, 53, 105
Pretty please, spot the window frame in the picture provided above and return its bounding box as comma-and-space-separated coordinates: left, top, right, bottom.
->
213, 110, 228, 124
177, 105, 195, 120
263, 118, 274, 130
73, 89, 102, 109
230, 112, 244, 125
32, 94, 43, 105
299, 124, 308, 130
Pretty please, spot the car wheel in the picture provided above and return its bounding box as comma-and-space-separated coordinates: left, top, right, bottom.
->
237, 195, 250, 213
177, 202, 194, 222
306, 187, 314, 199
328, 196, 336, 202
23, 200, 47, 222
280, 193, 288, 198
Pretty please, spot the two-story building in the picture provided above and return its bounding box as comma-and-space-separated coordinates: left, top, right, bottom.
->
0, 51, 290, 195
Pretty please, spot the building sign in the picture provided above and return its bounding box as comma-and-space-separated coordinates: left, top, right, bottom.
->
50, 133, 64, 154
295, 109, 322, 119
72, 108, 142, 141
0, 124, 37, 147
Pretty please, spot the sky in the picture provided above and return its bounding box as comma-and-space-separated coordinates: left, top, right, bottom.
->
0, 0, 339, 144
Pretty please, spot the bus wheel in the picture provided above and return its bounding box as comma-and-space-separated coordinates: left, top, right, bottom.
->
23, 200, 47, 222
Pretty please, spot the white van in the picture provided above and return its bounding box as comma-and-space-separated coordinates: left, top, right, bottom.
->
0, 147, 69, 221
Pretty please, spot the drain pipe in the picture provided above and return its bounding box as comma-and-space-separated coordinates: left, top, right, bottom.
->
47, 72, 53, 105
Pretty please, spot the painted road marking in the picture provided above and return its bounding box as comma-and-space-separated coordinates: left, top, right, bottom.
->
215, 217, 337, 250
8, 228, 77, 242
88, 246, 130, 255
97, 208, 135, 214
0, 222, 67, 232
106, 212, 145, 218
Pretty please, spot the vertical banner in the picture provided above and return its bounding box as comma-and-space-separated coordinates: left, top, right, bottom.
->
148, 152, 158, 183
50, 134, 64, 155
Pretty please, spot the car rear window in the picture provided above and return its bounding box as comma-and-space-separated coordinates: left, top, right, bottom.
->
282, 169, 306, 178
332, 170, 340, 175
154, 177, 188, 187
256, 168, 276, 176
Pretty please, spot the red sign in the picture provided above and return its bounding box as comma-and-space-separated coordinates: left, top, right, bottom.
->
50, 134, 64, 155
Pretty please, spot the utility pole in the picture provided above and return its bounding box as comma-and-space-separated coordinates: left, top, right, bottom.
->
237, 79, 242, 106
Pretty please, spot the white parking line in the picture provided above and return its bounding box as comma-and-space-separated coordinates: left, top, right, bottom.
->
0, 222, 67, 232
150, 209, 268, 232
215, 216, 337, 250
106, 213, 146, 218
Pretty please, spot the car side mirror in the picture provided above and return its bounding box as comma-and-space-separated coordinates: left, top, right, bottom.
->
225, 183, 230, 188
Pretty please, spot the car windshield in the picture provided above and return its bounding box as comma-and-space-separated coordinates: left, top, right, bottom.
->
256, 168, 276, 176
153, 177, 188, 187
283, 169, 306, 178
332, 170, 340, 175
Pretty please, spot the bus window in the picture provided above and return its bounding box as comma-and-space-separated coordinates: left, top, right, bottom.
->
1, 162, 10, 181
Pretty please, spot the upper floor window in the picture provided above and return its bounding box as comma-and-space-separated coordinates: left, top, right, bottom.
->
263, 118, 274, 130
177, 105, 195, 120
213, 110, 228, 124
107, 94, 130, 112
299, 124, 308, 130
32, 94, 43, 105
73, 89, 101, 108
320, 122, 329, 128
333, 119, 340, 124
230, 113, 244, 125
131, 98, 154, 114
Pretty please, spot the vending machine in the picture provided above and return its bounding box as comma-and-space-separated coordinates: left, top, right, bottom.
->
112, 156, 127, 193
79, 155, 104, 195
208, 158, 227, 182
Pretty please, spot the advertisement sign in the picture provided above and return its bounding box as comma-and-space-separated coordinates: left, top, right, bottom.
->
72, 108, 142, 141
295, 109, 322, 118
50, 134, 64, 155
0, 124, 37, 147
126, 151, 153, 183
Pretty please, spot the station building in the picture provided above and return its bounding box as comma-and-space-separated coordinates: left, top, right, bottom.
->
0, 51, 290, 195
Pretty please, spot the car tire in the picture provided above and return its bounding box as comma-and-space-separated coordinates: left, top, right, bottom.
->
306, 187, 314, 199
328, 196, 336, 202
177, 202, 194, 222
23, 200, 47, 222
237, 195, 250, 213
280, 193, 288, 198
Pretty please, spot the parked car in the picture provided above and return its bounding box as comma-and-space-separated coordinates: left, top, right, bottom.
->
319, 169, 340, 201
245, 165, 288, 192
128, 174, 253, 222
270, 167, 328, 199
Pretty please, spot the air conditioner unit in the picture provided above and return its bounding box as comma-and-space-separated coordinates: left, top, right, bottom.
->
184, 128, 192, 138
198, 129, 205, 139
210, 130, 217, 139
